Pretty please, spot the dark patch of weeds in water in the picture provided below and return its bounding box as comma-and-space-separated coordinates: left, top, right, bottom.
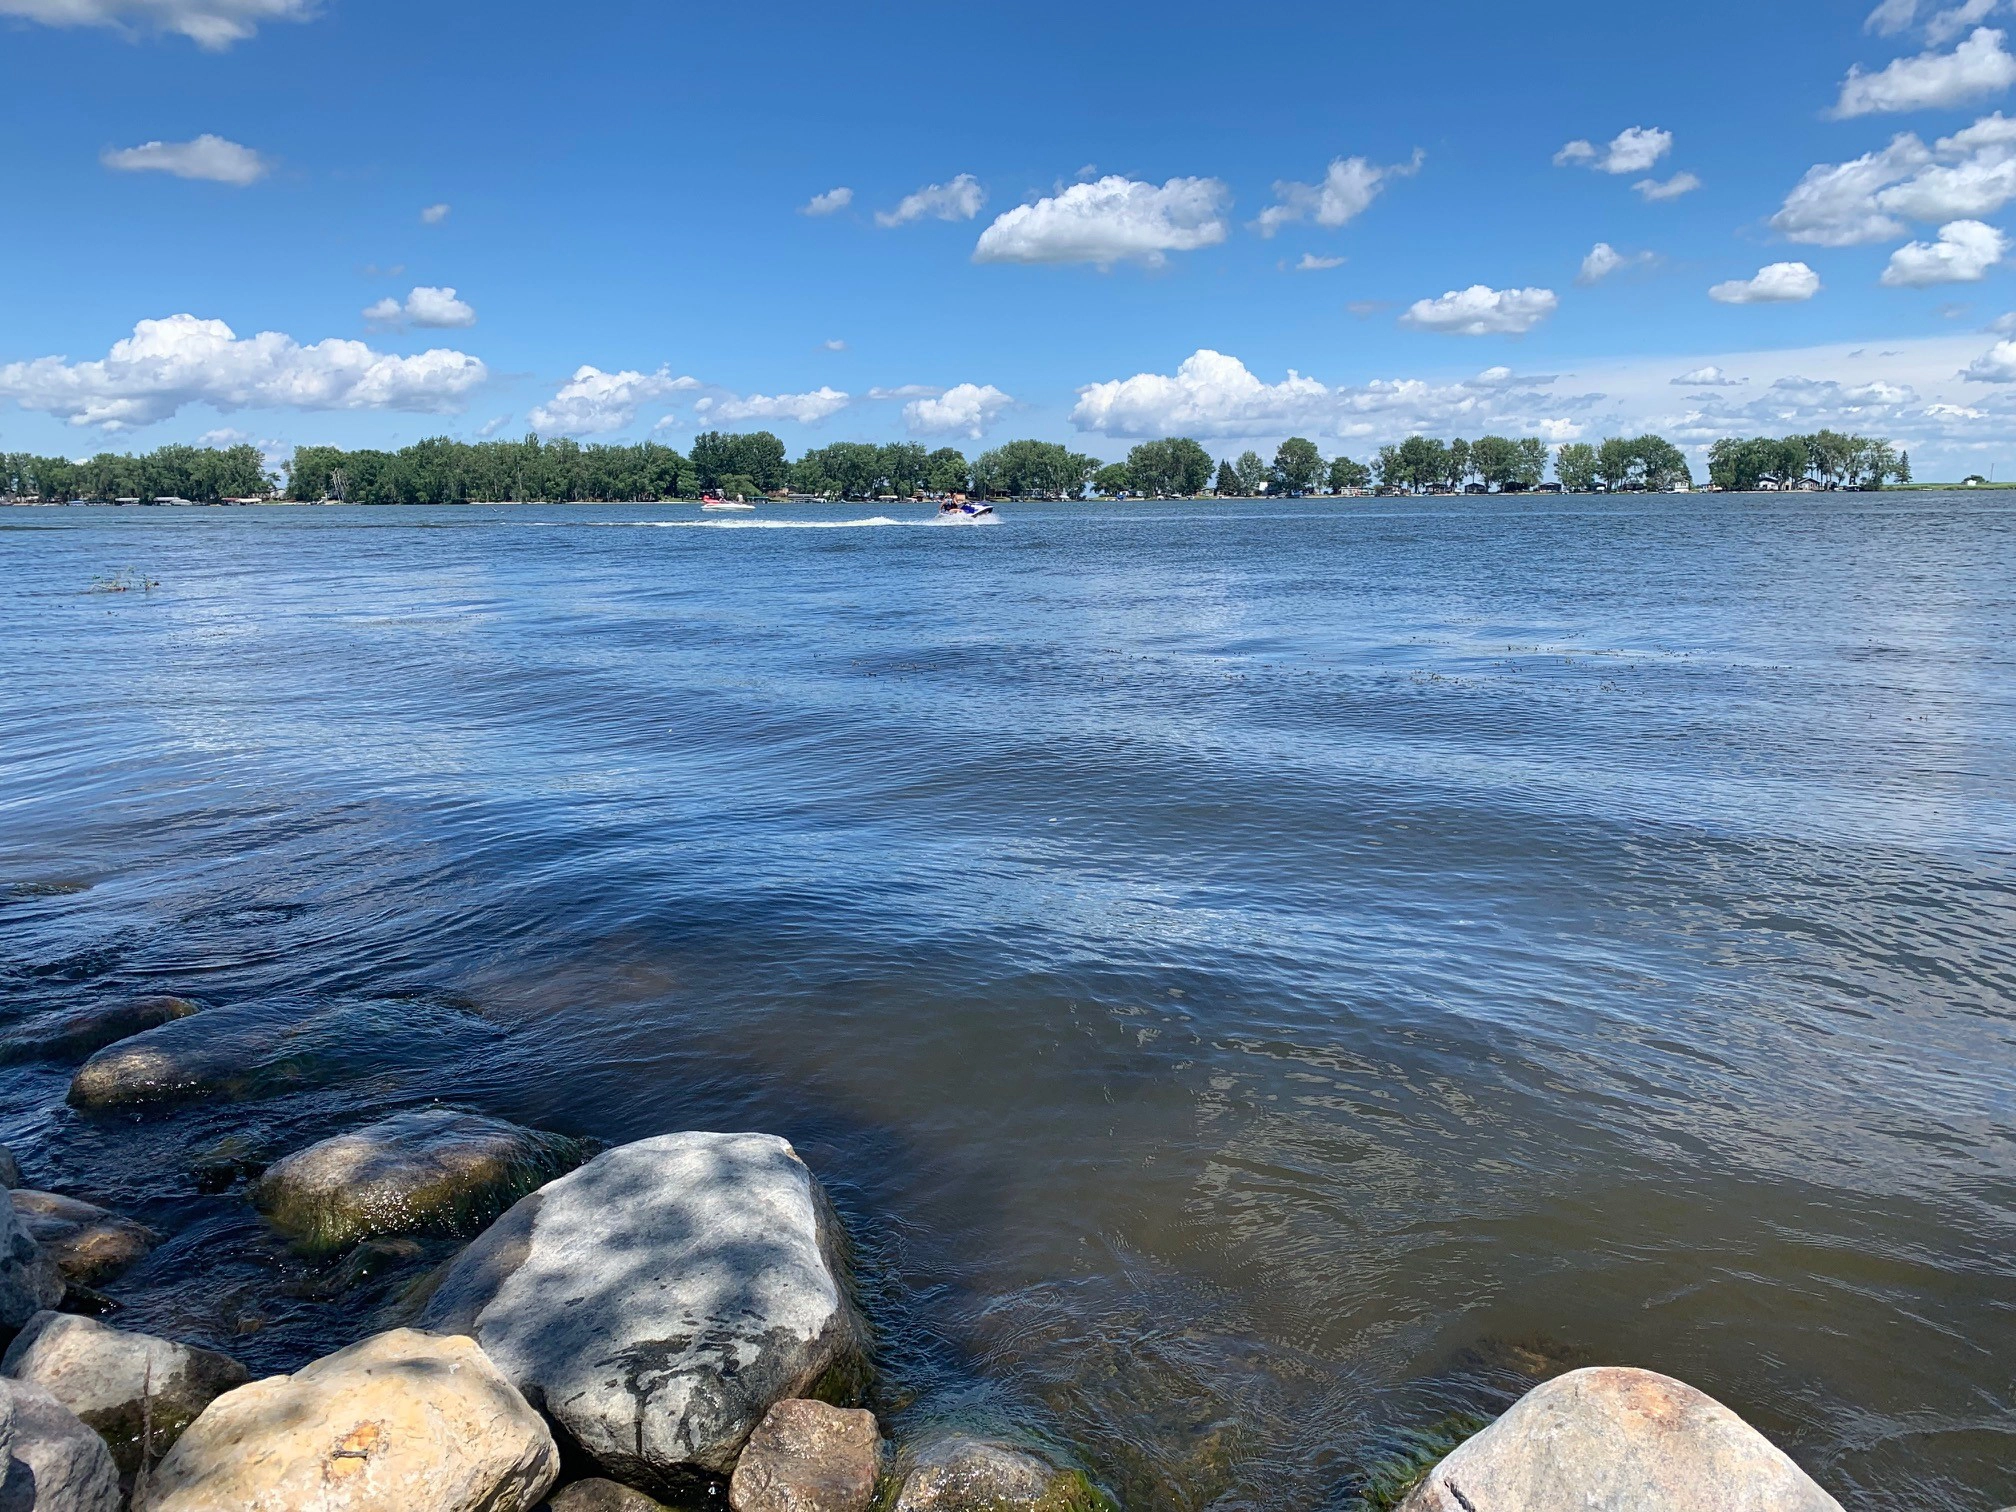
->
1350, 1411, 1489, 1511
89, 568, 158, 593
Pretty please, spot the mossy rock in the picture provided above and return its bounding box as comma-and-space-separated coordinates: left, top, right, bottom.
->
883, 1437, 1118, 1512
253, 1107, 592, 1255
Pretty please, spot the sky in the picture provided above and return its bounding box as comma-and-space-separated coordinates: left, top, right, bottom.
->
6, 0, 2016, 477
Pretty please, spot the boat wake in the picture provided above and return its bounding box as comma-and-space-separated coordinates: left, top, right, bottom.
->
638, 516, 910, 529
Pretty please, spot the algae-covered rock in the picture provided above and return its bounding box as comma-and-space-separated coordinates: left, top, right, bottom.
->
890, 1438, 1111, 1512
1398, 1366, 1842, 1512
67, 997, 495, 1111
0, 1375, 120, 1510
146, 1327, 558, 1512
8, 1190, 155, 1286
1, 1310, 249, 1473
420, 1131, 864, 1498
254, 1107, 591, 1255
730, 1399, 880, 1512
0, 995, 199, 1066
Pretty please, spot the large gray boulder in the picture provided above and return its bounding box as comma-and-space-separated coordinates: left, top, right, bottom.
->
145, 1328, 558, 1512
254, 1108, 591, 1255
1399, 1366, 1843, 1512
889, 1438, 1108, 1512
420, 1132, 863, 1497
2, 1311, 248, 1474
67, 998, 494, 1111
0, 1203, 63, 1333
7, 1193, 153, 1287
0, 1376, 119, 1510
0, 996, 199, 1066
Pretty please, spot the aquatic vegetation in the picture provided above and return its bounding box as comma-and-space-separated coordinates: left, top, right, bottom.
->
88, 568, 157, 593
1351, 1412, 1489, 1512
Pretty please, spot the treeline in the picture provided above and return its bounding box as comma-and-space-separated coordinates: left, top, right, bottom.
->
2, 445, 272, 503
1, 426, 1915, 506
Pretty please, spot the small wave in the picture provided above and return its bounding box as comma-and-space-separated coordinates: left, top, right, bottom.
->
638, 516, 911, 529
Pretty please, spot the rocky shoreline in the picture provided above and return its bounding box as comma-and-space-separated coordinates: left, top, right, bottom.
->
0, 992, 1868, 1510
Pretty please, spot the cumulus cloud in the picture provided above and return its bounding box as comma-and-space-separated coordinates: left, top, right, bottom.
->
1555, 126, 1673, 174
1295, 253, 1346, 271
1928, 0, 2005, 43
0, 314, 485, 431
1833, 26, 2016, 116
972, 175, 1230, 268
1709, 262, 1823, 303
1963, 335, 2016, 375
1883, 217, 2010, 282
875, 175, 984, 227
528, 366, 696, 436
699, 387, 851, 424
1868, 0, 1922, 32
1252, 150, 1422, 237
101, 134, 268, 185
901, 382, 1014, 439
1399, 285, 1558, 335
802, 186, 853, 216
0, 0, 313, 46
1634, 171, 1702, 201
1577, 242, 1654, 283
362, 286, 476, 329
420, 202, 450, 225
1672, 365, 1746, 386
1767, 115, 2016, 244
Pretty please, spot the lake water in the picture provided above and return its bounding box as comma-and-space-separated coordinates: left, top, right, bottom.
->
1, 496, 2012, 1510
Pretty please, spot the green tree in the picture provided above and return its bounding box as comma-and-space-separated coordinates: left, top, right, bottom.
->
972, 440, 1095, 498
1270, 437, 1324, 495
1215, 459, 1242, 496
1594, 436, 1637, 490
1093, 462, 1131, 497
1233, 450, 1267, 494
1327, 455, 1371, 492
878, 442, 929, 497
924, 447, 970, 493
1468, 435, 1519, 490
1555, 442, 1598, 492
1630, 435, 1691, 491
1898, 450, 1912, 483
1445, 438, 1472, 490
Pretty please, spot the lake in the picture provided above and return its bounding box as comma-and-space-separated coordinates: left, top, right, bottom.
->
1, 496, 2011, 1510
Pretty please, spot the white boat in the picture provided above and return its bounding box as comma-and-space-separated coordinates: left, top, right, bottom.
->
932, 500, 997, 525
700, 493, 756, 512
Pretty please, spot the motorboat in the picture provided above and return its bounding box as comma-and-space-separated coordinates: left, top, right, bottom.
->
933, 499, 996, 524
700, 493, 756, 512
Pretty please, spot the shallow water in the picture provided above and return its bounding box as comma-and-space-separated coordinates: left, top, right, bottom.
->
1, 496, 2012, 1510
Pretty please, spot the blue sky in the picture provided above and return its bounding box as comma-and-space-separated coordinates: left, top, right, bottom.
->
6, 0, 2016, 475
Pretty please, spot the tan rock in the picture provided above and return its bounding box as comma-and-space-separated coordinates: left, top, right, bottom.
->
730, 1399, 880, 1512
145, 1327, 559, 1512
8, 1190, 154, 1286
1399, 1366, 1843, 1512
539, 1481, 672, 1511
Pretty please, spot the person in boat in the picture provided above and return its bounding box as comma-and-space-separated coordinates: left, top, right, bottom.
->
938, 500, 961, 515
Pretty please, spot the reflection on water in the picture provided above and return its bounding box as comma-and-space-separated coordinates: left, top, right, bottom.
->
1, 497, 2012, 1510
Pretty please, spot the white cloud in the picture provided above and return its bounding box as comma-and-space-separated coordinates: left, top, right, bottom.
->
196, 426, 250, 445
1963, 335, 2016, 374
420, 202, 450, 225
1578, 242, 1655, 283
1774, 113, 2016, 246
1672, 365, 1746, 386
0, 314, 486, 431
1868, 0, 1922, 32
1883, 217, 2010, 282
802, 186, 853, 216
972, 175, 1230, 268
528, 366, 696, 436
875, 175, 984, 227
822, 339, 847, 351
1400, 285, 1558, 335
0, 0, 313, 47
101, 134, 268, 186
362, 286, 476, 329
1928, 0, 2004, 44
1634, 171, 1702, 201
700, 387, 851, 424
1252, 151, 1422, 237
1833, 26, 2016, 116
901, 382, 1014, 439
1555, 126, 1672, 174
1295, 253, 1346, 271
1709, 262, 1823, 303
476, 415, 511, 437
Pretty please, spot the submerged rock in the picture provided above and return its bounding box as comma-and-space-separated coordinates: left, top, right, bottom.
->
0, 1147, 19, 1190
8, 1191, 155, 1287
0, 1376, 120, 1510
0, 1201, 64, 1332
890, 1437, 1109, 1512
146, 1327, 558, 1512
540, 1481, 674, 1511
2, 1310, 249, 1474
254, 1107, 591, 1255
730, 1399, 880, 1512
1398, 1366, 1843, 1512
420, 1131, 864, 1497
0, 995, 199, 1066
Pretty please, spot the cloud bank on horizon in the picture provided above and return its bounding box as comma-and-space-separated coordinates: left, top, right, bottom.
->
5, 0, 2016, 473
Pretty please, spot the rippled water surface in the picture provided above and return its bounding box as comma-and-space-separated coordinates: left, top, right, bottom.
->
2, 497, 2013, 1510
